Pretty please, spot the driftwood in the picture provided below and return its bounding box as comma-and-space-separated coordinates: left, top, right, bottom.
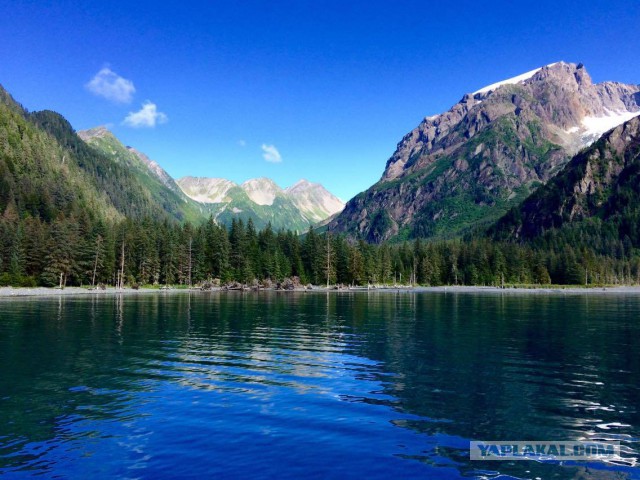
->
223, 281, 245, 291
275, 276, 301, 290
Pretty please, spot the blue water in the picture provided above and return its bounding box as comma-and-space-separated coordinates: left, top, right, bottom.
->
0, 292, 639, 479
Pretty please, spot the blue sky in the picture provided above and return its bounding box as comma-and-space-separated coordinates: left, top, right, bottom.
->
1, 0, 638, 201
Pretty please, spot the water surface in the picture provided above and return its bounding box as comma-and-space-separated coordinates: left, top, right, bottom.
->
1, 292, 639, 479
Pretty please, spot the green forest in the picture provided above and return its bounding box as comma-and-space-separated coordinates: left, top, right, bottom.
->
1, 212, 639, 288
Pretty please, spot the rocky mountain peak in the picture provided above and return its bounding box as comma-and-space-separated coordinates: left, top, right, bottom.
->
471, 62, 561, 96
178, 175, 344, 225
284, 180, 345, 223
329, 62, 640, 242
573, 62, 592, 87
381, 62, 639, 183
241, 178, 282, 206
286, 179, 313, 192
77, 125, 113, 141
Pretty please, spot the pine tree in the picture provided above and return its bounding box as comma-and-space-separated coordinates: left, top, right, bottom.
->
41, 217, 77, 287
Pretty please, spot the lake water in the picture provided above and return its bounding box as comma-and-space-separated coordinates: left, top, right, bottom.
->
1, 291, 639, 479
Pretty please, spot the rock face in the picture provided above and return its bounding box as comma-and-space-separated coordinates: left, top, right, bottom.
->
177, 176, 344, 228
328, 62, 640, 242
491, 116, 640, 239
241, 178, 282, 206
126, 146, 181, 193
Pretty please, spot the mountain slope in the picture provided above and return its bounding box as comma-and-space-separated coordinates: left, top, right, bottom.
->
490, 116, 640, 248
328, 62, 640, 242
241, 178, 282, 205
0, 87, 122, 223
78, 127, 208, 223
0, 85, 202, 224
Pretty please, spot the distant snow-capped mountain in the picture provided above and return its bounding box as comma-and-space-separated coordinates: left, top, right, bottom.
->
177, 176, 344, 226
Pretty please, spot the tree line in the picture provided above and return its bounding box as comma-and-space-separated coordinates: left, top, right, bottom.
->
1, 211, 639, 288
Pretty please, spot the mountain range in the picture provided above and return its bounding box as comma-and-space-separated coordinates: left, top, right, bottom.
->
176, 176, 344, 230
327, 62, 640, 242
2, 61, 640, 255
77, 127, 343, 231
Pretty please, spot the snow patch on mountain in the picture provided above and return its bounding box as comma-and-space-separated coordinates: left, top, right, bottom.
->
472, 63, 559, 95
580, 110, 640, 145
561, 110, 640, 150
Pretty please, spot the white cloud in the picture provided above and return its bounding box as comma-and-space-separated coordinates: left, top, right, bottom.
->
238, 139, 247, 147
123, 101, 168, 128
86, 67, 135, 104
261, 144, 282, 163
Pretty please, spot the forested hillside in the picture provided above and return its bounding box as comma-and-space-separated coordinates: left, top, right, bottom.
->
0, 89, 122, 223
491, 117, 640, 259
79, 126, 209, 223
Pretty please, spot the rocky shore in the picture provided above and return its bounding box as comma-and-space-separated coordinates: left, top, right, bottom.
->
1, 285, 640, 298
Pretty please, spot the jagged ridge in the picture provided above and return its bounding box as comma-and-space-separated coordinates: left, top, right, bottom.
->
178, 176, 344, 227
328, 62, 640, 242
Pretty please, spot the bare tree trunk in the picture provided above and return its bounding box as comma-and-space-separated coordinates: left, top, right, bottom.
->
326, 235, 330, 289
119, 239, 125, 289
92, 236, 102, 288
188, 237, 193, 288
412, 257, 417, 286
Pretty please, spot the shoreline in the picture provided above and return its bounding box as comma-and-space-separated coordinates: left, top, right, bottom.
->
2, 284, 640, 298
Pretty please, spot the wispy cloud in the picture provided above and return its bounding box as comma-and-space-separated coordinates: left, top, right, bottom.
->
123, 101, 168, 128
261, 144, 282, 163
238, 139, 247, 147
86, 67, 135, 104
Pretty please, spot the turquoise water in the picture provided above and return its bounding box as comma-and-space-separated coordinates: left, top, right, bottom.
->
0, 292, 639, 479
